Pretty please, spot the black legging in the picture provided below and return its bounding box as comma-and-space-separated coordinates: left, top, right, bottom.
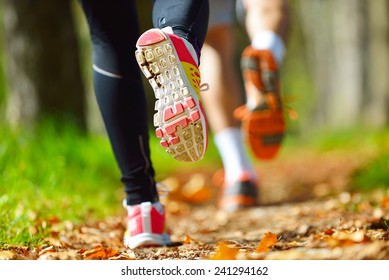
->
79, 0, 209, 205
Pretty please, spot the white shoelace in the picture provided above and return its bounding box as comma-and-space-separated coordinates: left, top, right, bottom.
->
200, 83, 210, 92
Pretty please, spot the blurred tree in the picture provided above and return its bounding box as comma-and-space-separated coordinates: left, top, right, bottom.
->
364, 0, 389, 128
296, 0, 389, 129
2, 0, 86, 129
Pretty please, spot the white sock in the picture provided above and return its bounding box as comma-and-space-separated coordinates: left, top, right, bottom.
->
161, 26, 199, 65
214, 128, 256, 184
252, 30, 286, 65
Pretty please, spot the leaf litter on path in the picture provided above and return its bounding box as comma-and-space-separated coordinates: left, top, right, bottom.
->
2, 150, 389, 260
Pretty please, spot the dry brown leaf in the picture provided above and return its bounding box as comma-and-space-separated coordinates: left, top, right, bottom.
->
256, 232, 278, 253
108, 253, 135, 260
106, 248, 120, 258
183, 235, 204, 245
79, 249, 87, 254
324, 228, 335, 235
0, 251, 17, 260
82, 246, 106, 260
286, 241, 305, 248
181, 174, 212, 203
211, 169, 225, 187
165, 201, 190, 215
82, 246, 120, 260
381, 197, 389, 209
325, 230, 369, 248
48, 216, 60, 225
208, 241, 240, 260
38, 246, 55, 256
334, 230, 367, 242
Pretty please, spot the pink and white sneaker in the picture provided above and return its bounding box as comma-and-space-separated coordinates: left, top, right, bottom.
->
136, 28, 208, 162
123, 201, 171, 249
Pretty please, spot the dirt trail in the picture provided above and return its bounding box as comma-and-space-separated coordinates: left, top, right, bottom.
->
1, 150, 389, 260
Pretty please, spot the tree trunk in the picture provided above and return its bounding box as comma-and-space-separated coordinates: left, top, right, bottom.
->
297, 0, 368, 129
297, 0, 334, 126
3, 0, 86, 129
364, 0, 389, 127
329, 0, 366, 128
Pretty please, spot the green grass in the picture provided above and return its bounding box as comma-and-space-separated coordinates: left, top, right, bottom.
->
0, 121, 122, 247
282, 125, 389, 154
352, 153, 389, 191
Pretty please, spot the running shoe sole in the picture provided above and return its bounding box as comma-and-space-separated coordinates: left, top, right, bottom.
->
240, 47, 285, 160
136, 29, 208, 162
124, 232, 171, 249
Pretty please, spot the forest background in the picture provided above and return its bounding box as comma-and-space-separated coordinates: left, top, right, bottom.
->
0, 0, 388, 252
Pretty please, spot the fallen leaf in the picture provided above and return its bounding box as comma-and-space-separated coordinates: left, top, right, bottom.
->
165, 201, 190, 215
324, 228, 335, 235
211, 169, 225, 187
81, 246, 120, 260
334, 230, 367, 242
256, 232, 278, 253
82, 246, 106, 260
49, 216, 60, 224
106, 248, 120, 258
108, 253, 135, 260
39, 246, 55, 256
286, 241, 304, 248
183, 235, 204, 245
208, 241, 240, 260
325, 230, 369, 247
381, 197, 389, 209
0, 251, 17, 260
79, 249, 87, 254
181, 174, 212, 203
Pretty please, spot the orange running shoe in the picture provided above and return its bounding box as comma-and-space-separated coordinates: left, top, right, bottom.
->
218, 172, 259, 212
136, 28, 208, 162
235, 47, 285, 160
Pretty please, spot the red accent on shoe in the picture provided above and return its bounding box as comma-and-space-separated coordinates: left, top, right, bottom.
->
150, 207, 165, 234
156, 128, 164, 138
199, 102, 209, 152
163, 103, 185, 121
164, 117, 190, 135
160, 140, 169, 148
185, 97, 196, 109
170, 136, 180, 145
137, 30, 166, 46
238, 171, 252, 182
167, 33, 197, 66
190, 110, 200, 122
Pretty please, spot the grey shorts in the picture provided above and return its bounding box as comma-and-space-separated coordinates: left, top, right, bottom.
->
208, 0, 235, 28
